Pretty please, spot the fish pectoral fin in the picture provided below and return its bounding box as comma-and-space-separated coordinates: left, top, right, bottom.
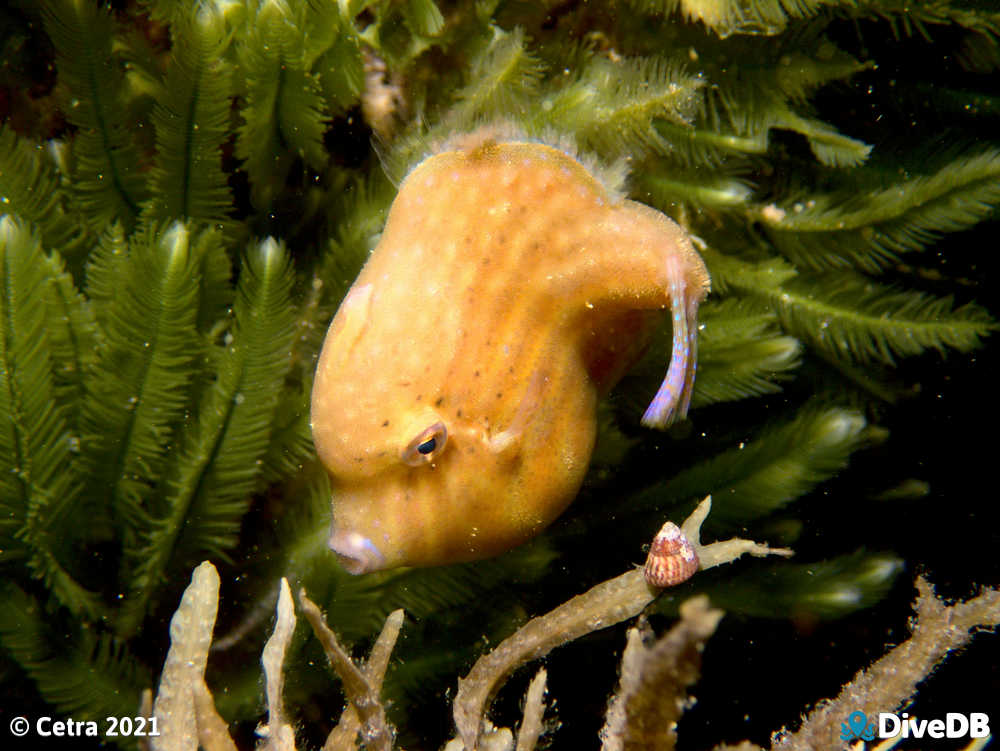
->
483, 367, 549, 456
481, 410, 526, 457
485, 428, 520, 456
457, 423, 520, 457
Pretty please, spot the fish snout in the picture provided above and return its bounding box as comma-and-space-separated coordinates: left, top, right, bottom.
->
329, 528, 385, 574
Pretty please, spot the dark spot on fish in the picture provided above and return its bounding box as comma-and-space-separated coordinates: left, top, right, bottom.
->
465, 235, 472, 245
496, 392, 503, 399
456, 409, 462, 418
354, 457, 364, 463
416, 394, 422, 401
498, 234, 506, 244
435, 396, 444, 407
508, 366, 514, 374
382, 420, 390, 427
474, 370, 480, 377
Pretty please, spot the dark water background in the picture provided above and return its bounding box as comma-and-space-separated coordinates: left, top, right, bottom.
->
549, 20, 1000, 748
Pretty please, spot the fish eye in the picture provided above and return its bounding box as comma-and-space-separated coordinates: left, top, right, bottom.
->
402, 421, 448, 466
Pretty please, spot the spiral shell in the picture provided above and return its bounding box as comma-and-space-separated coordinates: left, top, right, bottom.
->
643, 521, 699, 588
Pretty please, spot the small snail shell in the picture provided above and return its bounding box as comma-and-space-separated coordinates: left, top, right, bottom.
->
643, 521, 699, 588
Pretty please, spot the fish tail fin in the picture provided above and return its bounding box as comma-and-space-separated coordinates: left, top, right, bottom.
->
677, 294, 700, 418
641, 258, 698, 429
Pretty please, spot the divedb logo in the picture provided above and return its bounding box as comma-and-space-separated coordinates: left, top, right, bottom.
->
841, 710, 991, 742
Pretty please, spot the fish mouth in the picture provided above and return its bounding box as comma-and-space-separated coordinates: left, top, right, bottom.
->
329, 529, 385, 574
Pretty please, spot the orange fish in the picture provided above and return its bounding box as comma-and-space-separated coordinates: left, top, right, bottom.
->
311, 133, 710, 574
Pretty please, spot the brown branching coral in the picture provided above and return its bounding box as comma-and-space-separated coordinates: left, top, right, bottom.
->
148, 503, 996, 751
452, 496, 791, 751
514, 669, 548, 751
601, 598, 724, 751
320, 606, 405, 751
771, 578, 1000, 751
298, 592, 401, 751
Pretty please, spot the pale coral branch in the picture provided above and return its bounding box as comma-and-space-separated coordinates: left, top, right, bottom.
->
453, 567, 654, 750
514, 668, 547, 751
771, 577, 1000, 751
601, 597, 724, 751
258, 578, 297, 751
454, 496, 792, 751
367, 610, 406, 684
152, 560, 220, 751
299, 589, 396, 751
683, 496, 794, 569
193, 678, 239, 751
325, 609, 405, 751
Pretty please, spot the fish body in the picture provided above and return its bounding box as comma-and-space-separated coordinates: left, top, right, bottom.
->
311, 136, 709, 574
